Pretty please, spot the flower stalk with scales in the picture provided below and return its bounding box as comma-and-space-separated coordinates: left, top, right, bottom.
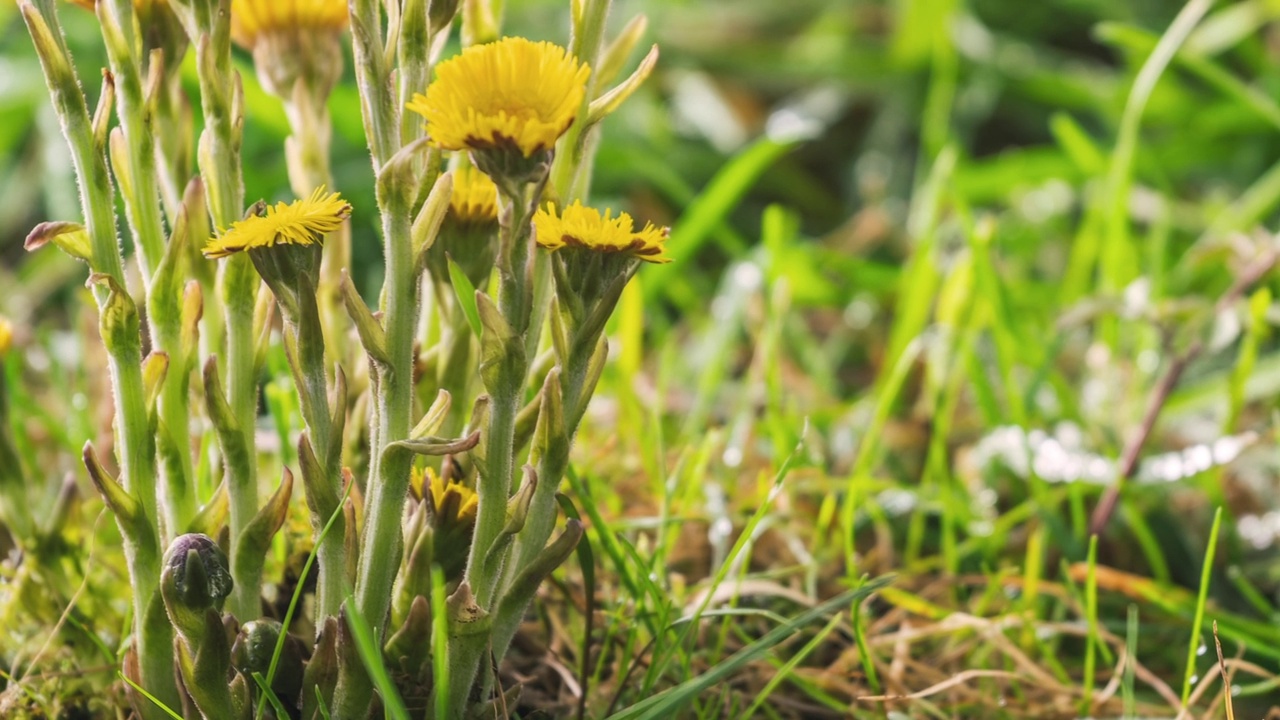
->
19, 2, 179, 713
204, 187, 354, 624
231, 0, 352, 353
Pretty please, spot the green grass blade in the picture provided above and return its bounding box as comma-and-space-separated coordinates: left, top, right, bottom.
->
644, 138, 797, 303
1181, 506, 1224, 708
605, 577, 892, 720
447, 256, 483, 338
431, 565, 450, 720
251, 671, 289, 719
118, 672, 183, 720
345, 596, 411, 720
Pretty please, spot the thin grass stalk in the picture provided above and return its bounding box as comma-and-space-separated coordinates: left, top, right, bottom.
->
18, 1, 177, 713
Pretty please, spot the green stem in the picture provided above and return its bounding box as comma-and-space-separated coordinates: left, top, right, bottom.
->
437, 185, 540, 713
355, 206, 417, 635
350, 0, 399, 170
101, 0, 167, 279
20, 2, 177, 713
331, 205, 416, 720
155, 321, 197, 537
437, 303, 475, 435
101, 0, 198, 541
465, 186, 538, 608
292, 286, 349, 622
189, 0, 257, 618
221, 257, 258, 618
331, 2, 417, 714
282, 91, 349, 368
488, 322, 592, 669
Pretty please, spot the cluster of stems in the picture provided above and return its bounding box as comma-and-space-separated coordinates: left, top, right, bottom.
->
19, 0, 660, 717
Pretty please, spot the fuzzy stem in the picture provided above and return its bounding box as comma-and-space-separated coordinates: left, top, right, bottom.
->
278, 76, 352, 625
488, 327, 592, 663
438, 184, 540, 713
331, 2, 419, 715
100, 0, 167, 278
291, 285, 349, 622
466, 183, 538, 608
355, 207, 417, 633
99, 0, 199, 539
19, 1, 177, 713
187, 0, 258, 618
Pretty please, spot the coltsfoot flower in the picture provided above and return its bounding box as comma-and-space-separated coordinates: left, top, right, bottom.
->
409, 467, 479, 580
535, 201, 670, 263
448, 164, 499, 227
408, 37, 590, 181
230, 0, 348, 50
231, 0, 349, 97
427, 164, 500, 288
536, 201, 670, 322
412, 467, 479, 528
203, 187, 351, 259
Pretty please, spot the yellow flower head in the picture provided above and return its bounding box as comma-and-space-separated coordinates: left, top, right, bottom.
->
535, 201, 670, 263
230, 0, 349, 49
203, 187, 351, 259
411, 467, 479, 527
407, 37, 591, 158
448, 165, 499, 226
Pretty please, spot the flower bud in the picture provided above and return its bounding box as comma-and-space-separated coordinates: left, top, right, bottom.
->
232, 619, 305, 707
162, 533, 234, 637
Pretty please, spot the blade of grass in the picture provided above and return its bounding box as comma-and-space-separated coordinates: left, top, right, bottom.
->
605, 577, 892, 720
1124, 604, 1138, 720
447, 256, 482, 338
431, 564, 450, 720
741, 613, 843, 718
118, 672, 183, 720
1082, 534, 1099, 715
345, 596, 411, 720
251, 671, 289, 718
260, 471, 356, 715
558, 493, 597, 720
1181, 506, 1224, 709
643, 137, 797, 304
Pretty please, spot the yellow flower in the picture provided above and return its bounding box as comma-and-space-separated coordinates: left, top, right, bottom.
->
411, 467, 478, 526
0, 316, 12, 358
448, 164, 499, 226
230, 0, 349, 49
430, 471, 478, 526
407, 37, 591, 158
535, 201, 670, 263
203, 187, 351, 259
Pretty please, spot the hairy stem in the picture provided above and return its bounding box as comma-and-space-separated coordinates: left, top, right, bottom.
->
20, 1, 176, 713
